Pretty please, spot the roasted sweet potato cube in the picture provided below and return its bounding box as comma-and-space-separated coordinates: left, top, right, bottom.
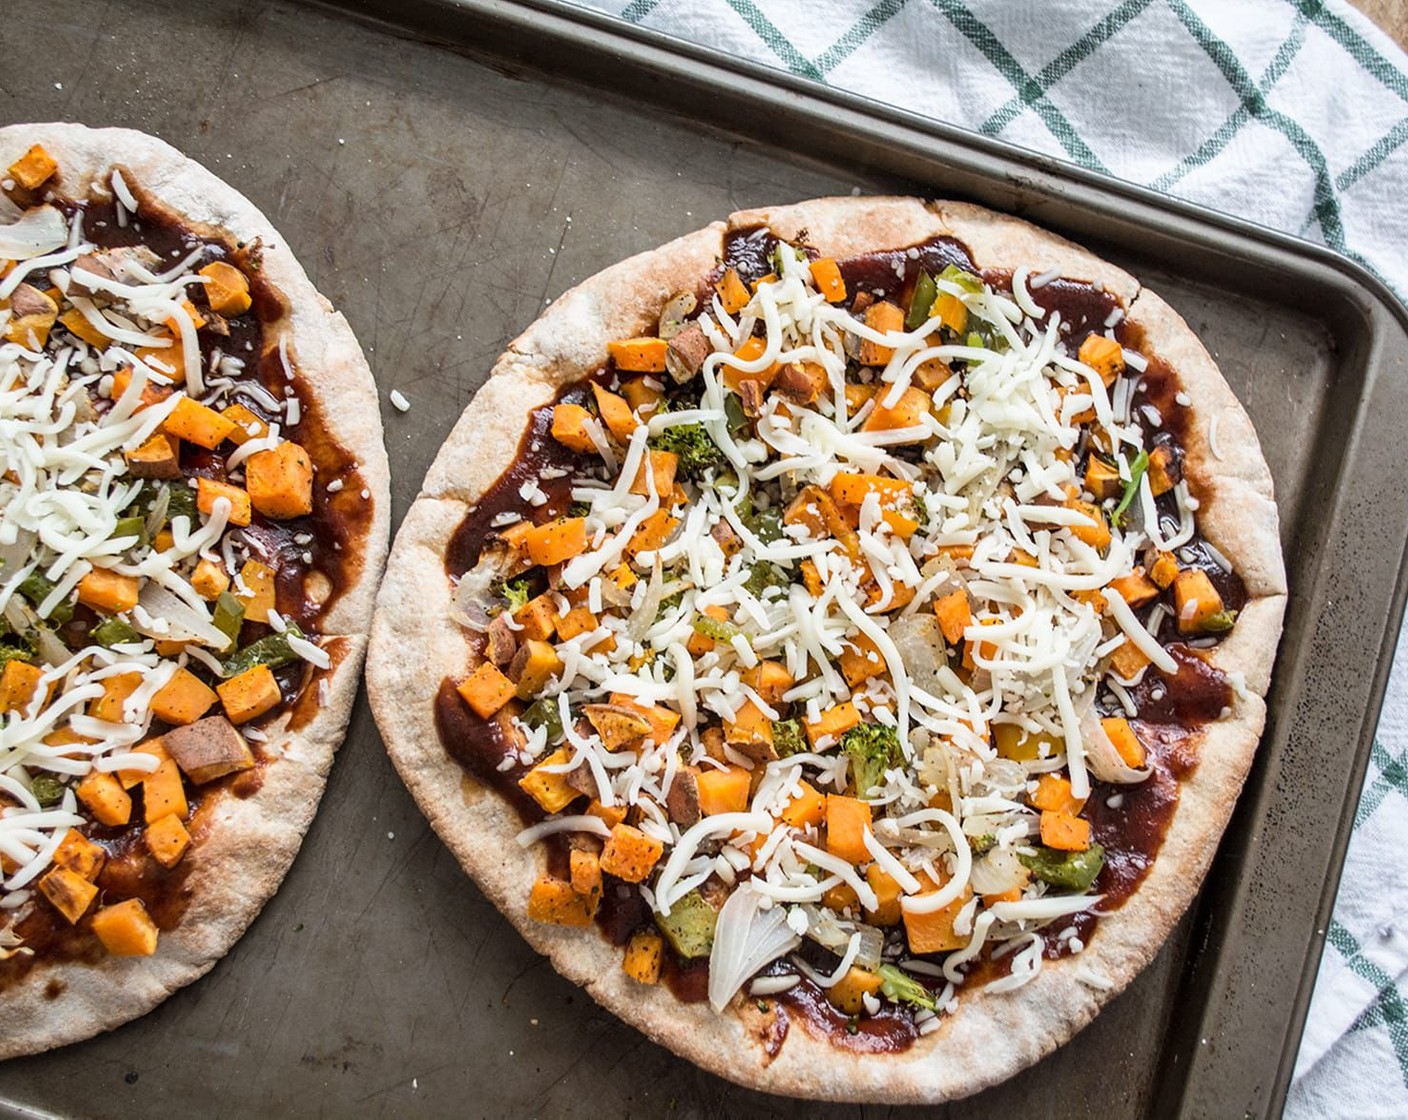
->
198, 261, 252, 317
142, 758, 189, 824
586, 798, 628, 829
522, 518, 588, 566
91, 899, 159, 956
599, 823, 664, 883
620, 376, 664, 418
591, 382, 640, 442
607, 337, 669, 374
725, 700, 775, 762
509, 639, 564, 700
665, 766, 702, 826
118, 738, 171, 789
0, 660, 45, 714
1084, 455, 1122, 500
1078, 334, 1125, 386
164, 396, 237, 449
903, 877, 973, 954
111, 365, 174, 410
527, 876, 596, 926
827, 966, 884, 1014
77, 568, 139, 613
932, 588, 972, 646
584, 703, 651, 751
824, 795, 872, 864
780, 780, 825, 830
220, 402, 269, 446
740, 660, 794, 706
569, 848, 603, 904
124, 433, 182, 479
606, 695, 680, 747
76, 770, 132, 826
696, 765, 752, 816
518, 746, 582, 813
1148, 444, 1182, 497
150, 667, 218, 726
216, 664, 282, 725
1066, 499, 1112, 549
38, 867, 98, 925
1108, 637, 1151, 680
838, 633, 886, 688
860, 386, 931, 438
90, 672, 142, 723
8, 143, 58, 189
714, 268, 750, 315
625, 510, 679, 559
512, 594, 561, 641
59, 307, 109, 348
246, 441, 314, 519
235, 559, 276, 623
857, 300, 904, 366
630, 448, 678, 498
804, 701, 861, 748
1107, 568, 1160, 609
1101, 716, 1148, 768
808, 258, 846, 303
772, 360, 827, 406
190, 558, 230, 600
550, 403, 599, 453
162, 716, 255, 784
1030, 773, 1087, 816
1150, 551, 1179, 589
145, 812, 192, 868
555, 605, 598, 642
197, 477, 252, 527
1173, 568, 1225, 634
53, 829, 106, 881
622, 927, 665, 984
1040, 809, 1091, 851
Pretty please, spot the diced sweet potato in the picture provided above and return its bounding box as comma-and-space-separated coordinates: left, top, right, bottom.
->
555, 605, 598, 642
1150, 551, 1179, 589
38, 867, 98, 925
142, 758, 189, 824
527, 876, 595, 927
741, 660, 794, 706
8, 143, 58, 189
1108, 637, 1151, 680
117, 738, 171, 789
1107, 568, 1160, 609
190, 558, 229, 600
827, 966, 884, 1014
772, 360, 827, 405
59, 307, 109, 348
836, 632, 884, 689
1084, 455, 1122, 500
824, 795, 872, 864
809, 258, 847, 303
0, 660, 45, 713
199, 260, 252, 316
630, 448, 678, 498
456, 662, 516, 719
89, 672, 141, 723
216, 664, 282, 724
696, 765, 752, 816
246, 441, 314, 519
623, 928, 665, 984
235, 559, 276, 623
804, 701, 860, 749
91, 898, 160, 956
714, 268, 750, 315
864, 865, 904, 926
1040, 809, 1091, 852
518, 746, 582, 813
665, 766, 702, 826
569, 848, 603, 903
1100, 716, 1147, 768
625, 510, 679, 559
1065, 499, 1111, 549
77, 568, 139, 613
858, 301, 904, 366
591, 382, 640, 443
903, 877, 973, 954
77, 770, 132, 826
779, 780, 826, 830
1173, 568, 1225, 634
606, 695, 680, 746
599, 823, 664, 883
587, 798, 628, 829
930, 290, 968, 333
620, 376, 665, 418
1148, 444, 1182, 497
220, 402, 269, 446
860, 386, 931, 438
725, 700, 776, 762
513, 594, 561, 641
162, 716, 254, 785
145, 812, 192, 868
150, 667, 218, 726
584, 703, 651, 751
164, 396, 237, 449
1078, 334, 1125, 386
522, 518, 588, 566
124, 432, 182, 479
508, 639, 563, 700
550, 403, 599, 453
53, 829, 106, 882
608, 337, 668, 374
197, 477, 252, 527
110, 365, 174, 410
1030, 773, 1086, 816
932, 588, 972, 647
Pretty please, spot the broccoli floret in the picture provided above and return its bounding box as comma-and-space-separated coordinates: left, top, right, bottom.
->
499, 573, 536, 613
772, 719, 807, 757
649, 422, 726, 480
911, 486, 930, 527
840, 722, 902, 800
742, 562, 788, 599
877, 964, 937, 1011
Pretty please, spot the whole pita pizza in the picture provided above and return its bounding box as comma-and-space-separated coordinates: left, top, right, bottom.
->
0, 124, 388, 1056
368, 197, 1285, 1102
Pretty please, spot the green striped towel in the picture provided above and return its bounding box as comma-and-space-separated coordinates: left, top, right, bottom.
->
579, 0, 1408, 1110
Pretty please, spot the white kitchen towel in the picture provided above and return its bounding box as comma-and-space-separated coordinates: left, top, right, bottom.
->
575, 0, 1408, 1111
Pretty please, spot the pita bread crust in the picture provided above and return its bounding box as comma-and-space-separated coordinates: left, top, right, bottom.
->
0, 124, 389, 1057
368, 196, 1285, 1102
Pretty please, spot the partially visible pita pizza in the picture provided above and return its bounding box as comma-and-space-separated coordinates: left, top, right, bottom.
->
368, 197, 1285, 1102
0, 124, 388, 1056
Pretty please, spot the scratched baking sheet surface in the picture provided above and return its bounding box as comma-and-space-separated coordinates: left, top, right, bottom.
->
0, 0, 1396, 1115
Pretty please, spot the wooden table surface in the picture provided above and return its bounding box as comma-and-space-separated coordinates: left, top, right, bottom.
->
1350, 0, 1406, 50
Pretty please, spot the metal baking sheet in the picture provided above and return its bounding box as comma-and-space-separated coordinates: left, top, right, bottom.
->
4, 0, 1407, 1114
